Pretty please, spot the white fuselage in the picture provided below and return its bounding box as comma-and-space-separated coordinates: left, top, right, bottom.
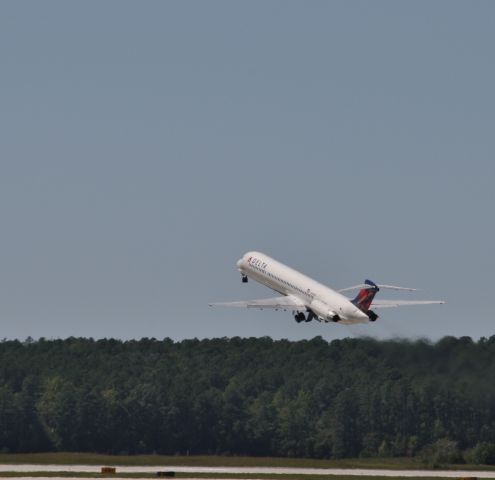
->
237, 251, 369, 324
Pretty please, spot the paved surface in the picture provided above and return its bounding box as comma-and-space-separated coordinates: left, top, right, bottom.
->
0, 465, 493, 478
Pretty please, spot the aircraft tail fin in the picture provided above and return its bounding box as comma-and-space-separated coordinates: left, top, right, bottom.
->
351, 279, 379, 312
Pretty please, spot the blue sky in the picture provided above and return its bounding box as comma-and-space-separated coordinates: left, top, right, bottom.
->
0, 1, 494, 341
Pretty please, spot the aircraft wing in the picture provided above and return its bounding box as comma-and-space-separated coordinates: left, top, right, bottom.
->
371, 299, 446, 309
209, 295, 306, 311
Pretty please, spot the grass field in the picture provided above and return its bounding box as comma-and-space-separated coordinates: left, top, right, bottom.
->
0, 473, 463, 480
0, 453, 493, 473
0, 454, 422, 468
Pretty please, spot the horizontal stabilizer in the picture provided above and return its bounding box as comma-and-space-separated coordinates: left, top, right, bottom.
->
371, 299, 446, 309
339, 283, 417, 293
377, 284, 418, 292
209, 295, 306, 311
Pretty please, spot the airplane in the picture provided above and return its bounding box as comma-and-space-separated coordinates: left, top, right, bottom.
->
210, 251, 445, 324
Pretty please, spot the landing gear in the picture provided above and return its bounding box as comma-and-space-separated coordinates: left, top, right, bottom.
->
294, 312, 306, 323
241, 275, 248, 283
295, 310, 318, 323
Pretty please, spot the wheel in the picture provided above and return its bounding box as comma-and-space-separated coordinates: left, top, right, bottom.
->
306, 311, 316, 322
241, 275, 248, 283
294, 312, 305, 323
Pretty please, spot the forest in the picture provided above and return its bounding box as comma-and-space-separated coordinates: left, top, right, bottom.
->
1, 335, 495, 464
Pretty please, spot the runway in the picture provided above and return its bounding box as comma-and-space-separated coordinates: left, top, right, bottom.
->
0, 465, 495, 478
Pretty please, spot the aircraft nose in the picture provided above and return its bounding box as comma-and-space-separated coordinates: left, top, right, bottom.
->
236, 258, 244, 269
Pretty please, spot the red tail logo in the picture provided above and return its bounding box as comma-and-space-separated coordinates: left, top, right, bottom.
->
352, 280, 379, 312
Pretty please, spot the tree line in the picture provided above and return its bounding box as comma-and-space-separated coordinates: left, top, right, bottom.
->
1, 335, 495, 463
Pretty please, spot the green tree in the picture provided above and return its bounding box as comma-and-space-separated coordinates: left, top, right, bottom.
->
465, 442, 495, 465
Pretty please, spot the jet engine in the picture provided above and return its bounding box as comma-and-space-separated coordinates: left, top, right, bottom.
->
367, 310, 379, 322
310, 299, 341, 322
